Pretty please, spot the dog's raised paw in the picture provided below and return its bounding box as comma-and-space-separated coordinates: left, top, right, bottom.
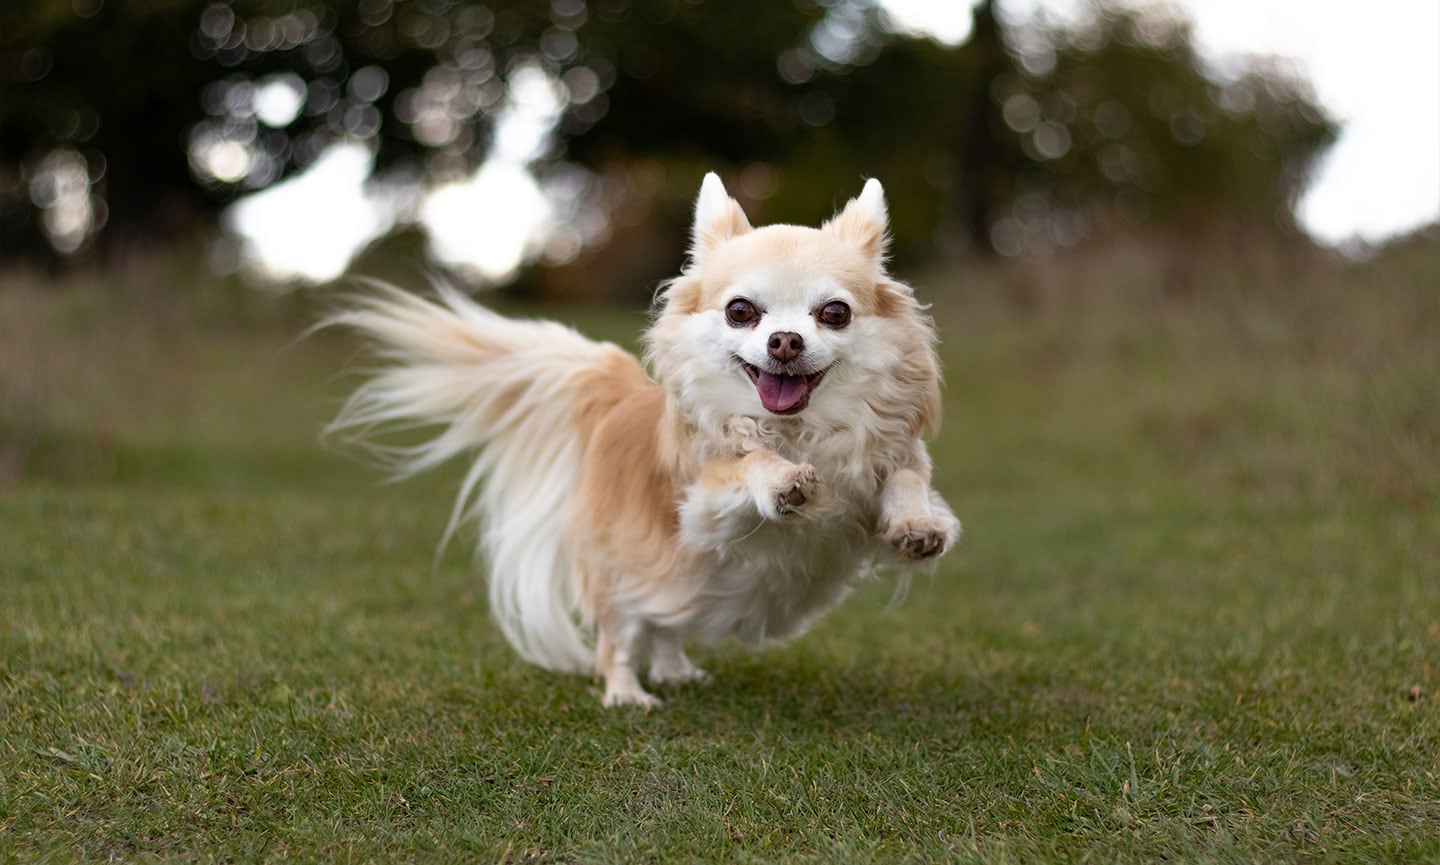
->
883, 515, 960, 561
772, 463, 820, 516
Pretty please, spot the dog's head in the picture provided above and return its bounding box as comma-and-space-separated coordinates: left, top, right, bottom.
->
648, 174, 941, 439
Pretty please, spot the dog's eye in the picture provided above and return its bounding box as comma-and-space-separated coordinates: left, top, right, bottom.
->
816, 300, 852, 329
725, 298, 759, 327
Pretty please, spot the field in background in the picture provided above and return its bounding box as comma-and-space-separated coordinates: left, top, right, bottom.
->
2, 236, 1437, 862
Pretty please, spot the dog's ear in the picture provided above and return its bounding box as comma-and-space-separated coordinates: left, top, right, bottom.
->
825, 178, 889, 261
690, 172, 752, 262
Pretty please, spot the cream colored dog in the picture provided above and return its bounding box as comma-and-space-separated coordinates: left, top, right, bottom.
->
330, 174, 960, 707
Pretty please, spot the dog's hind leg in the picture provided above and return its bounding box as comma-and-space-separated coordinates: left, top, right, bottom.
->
596, 619, 662, 709
647, 628, 710, 688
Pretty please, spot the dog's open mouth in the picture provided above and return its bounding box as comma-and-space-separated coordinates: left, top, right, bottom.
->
738, 360, 828, 414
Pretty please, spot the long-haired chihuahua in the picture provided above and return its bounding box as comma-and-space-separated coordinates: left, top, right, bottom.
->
328, 174, 960, 707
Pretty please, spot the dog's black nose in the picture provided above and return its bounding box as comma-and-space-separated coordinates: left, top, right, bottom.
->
767, 331, 804, 363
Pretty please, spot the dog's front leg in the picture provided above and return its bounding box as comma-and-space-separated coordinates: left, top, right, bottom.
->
879, 449, 960, 561
679, 449, 820, 548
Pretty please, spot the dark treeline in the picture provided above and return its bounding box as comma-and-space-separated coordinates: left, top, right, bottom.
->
2, 0, 1336, 293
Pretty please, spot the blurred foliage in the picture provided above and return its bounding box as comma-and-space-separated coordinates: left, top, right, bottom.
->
2, 0, 1336, 288
985, 6, 1339, 254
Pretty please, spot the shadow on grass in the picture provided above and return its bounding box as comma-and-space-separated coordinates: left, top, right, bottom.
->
559, 642, 1100, 749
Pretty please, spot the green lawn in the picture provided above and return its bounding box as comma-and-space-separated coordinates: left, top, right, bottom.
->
2, 240, 1437, 863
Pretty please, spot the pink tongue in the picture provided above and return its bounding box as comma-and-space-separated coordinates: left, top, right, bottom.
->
756, 371, 809, 412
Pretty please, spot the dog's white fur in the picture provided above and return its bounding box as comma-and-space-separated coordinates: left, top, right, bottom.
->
329, 174, 960, 707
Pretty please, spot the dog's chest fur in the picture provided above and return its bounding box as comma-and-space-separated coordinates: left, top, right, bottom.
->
670, 416, 901, 646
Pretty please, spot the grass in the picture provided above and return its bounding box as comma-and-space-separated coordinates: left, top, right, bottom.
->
2, 236, 1438, 862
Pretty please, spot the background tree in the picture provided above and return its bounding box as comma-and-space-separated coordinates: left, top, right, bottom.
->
1, 0, 1337, 286
979, 4, 1337, 255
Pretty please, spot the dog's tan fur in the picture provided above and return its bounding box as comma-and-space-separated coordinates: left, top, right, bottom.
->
329, 174, 960, 707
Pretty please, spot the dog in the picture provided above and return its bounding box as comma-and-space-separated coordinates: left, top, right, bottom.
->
328, 173, 960, 707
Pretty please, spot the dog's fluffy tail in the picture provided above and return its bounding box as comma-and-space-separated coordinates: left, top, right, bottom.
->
326, 282, 626, 674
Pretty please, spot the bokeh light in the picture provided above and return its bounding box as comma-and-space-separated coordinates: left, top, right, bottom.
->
225, 143, 397, 282
420, 161, 552, 283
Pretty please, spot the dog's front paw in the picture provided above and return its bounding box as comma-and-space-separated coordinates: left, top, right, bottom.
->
883, 514, 960, 561
765, 463, 819, 518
